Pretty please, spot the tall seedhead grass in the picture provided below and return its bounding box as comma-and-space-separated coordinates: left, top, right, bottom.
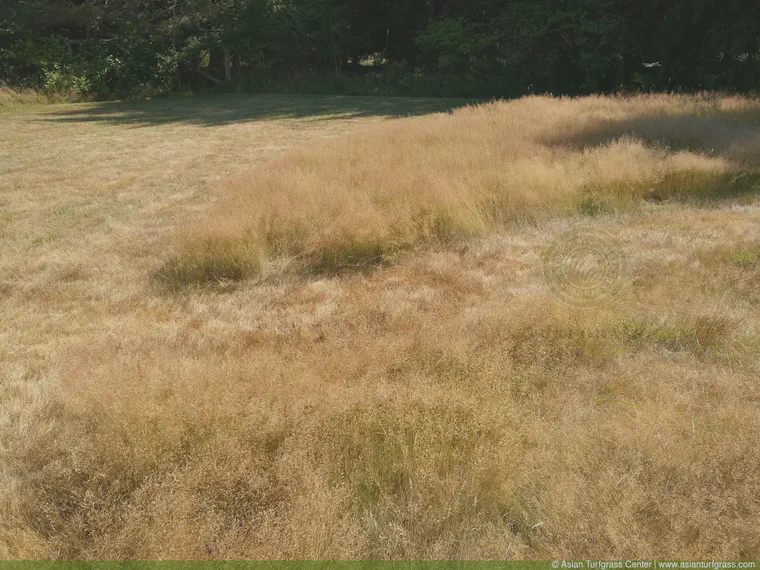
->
167, 93, 760, 284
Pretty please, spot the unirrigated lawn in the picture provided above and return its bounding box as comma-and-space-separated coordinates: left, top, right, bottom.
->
1, 93, 758, 560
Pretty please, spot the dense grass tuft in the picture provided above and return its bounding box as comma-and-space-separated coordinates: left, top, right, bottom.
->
167, 94, 760, 286
0, 87, 85, 107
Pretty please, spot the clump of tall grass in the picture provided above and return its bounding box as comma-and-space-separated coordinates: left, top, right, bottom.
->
167, 94, 760, 285
0, 87, 84, 108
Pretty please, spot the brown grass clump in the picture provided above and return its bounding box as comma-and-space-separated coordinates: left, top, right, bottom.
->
1, 93, 760, 560
167, 93, 760, 284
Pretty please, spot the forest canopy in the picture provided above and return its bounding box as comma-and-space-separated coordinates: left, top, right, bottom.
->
1, 0, 758, 98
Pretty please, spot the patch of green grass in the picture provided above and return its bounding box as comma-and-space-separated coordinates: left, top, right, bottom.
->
0, 87, 84, 109
617, 314, 739, 353
0, 211, 10, 236
51, 206, 76, 218
728, 248, 760, 269
31, 234, 56, 246
619, 318, 682, 351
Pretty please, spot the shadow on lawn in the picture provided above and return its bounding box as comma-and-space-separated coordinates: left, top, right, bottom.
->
41, 93, 476, 128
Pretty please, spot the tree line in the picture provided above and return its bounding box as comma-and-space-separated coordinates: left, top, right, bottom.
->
1, 0, 758, 99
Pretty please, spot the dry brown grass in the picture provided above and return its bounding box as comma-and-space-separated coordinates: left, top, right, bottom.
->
165, 93, 760, 283
1, 93, 759, 560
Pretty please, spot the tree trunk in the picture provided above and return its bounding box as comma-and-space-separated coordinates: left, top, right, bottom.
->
224, 47, 233, 83
331, 36, 339, 79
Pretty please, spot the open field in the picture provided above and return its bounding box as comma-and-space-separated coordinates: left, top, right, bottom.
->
1, 93, 759, 559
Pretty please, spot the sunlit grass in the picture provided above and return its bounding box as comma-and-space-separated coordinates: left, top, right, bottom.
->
1, 93, 759, 560
167, 94, 760, 287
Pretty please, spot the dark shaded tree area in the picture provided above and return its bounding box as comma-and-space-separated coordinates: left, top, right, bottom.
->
1, 0, 758, 98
